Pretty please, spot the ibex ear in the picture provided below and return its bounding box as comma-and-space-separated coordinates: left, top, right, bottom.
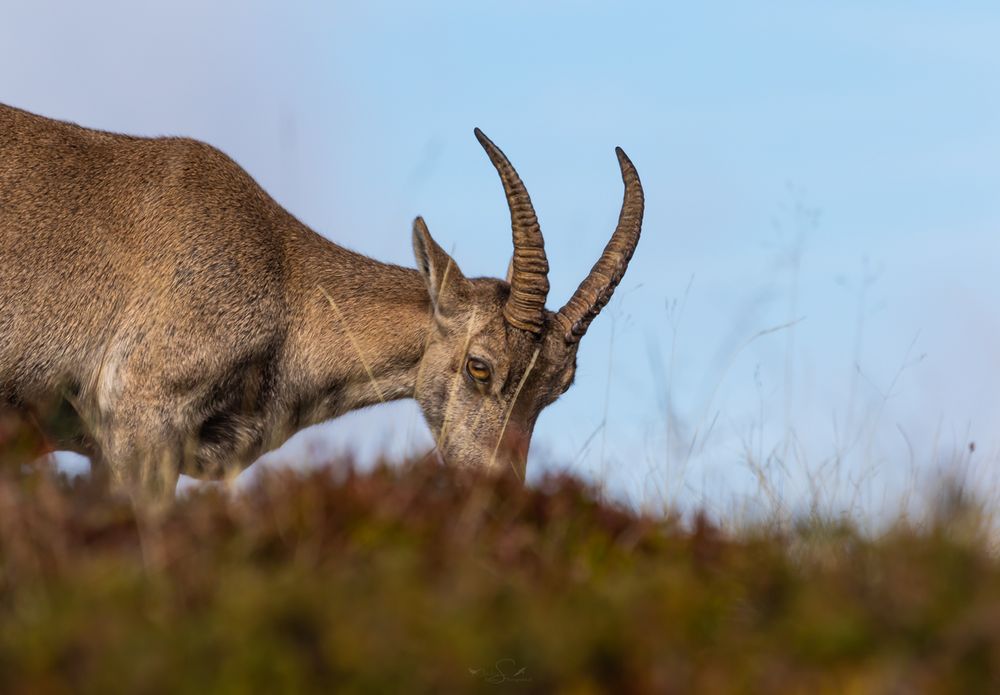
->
412, 217, 467, 316
505, 256, 514, 285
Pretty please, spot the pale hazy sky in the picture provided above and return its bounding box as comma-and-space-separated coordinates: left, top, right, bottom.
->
3, 2, 999, 514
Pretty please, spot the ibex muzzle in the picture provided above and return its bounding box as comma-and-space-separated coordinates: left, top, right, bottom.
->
0, 104, 643, 499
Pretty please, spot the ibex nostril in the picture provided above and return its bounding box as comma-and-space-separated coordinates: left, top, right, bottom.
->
499, 423, 531, 466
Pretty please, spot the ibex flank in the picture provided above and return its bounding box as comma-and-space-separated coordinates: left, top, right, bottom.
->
0, 103, 644, 500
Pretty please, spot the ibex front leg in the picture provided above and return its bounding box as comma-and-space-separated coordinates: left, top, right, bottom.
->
97, 402, 183, 505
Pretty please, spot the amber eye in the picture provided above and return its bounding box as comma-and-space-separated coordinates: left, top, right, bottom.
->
466, 357, 491, 383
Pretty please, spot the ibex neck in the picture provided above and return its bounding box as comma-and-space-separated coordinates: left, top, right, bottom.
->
284, 229, 433, 426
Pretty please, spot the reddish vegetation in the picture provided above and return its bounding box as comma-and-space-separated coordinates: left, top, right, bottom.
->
1, 418, 999, 692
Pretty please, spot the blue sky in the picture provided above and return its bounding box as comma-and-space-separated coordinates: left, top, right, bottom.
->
3, 2, 999, 514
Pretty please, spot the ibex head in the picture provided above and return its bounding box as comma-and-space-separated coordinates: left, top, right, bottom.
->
411, 129, 644, 477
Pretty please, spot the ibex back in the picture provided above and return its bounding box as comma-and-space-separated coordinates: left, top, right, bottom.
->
0, 103, 644, 500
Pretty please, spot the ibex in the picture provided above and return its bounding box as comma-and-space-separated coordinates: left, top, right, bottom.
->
0, 103, 643, 500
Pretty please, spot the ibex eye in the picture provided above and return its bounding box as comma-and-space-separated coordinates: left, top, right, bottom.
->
465, 357, 491, 383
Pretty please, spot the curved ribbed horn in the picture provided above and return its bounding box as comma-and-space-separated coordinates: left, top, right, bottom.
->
555, 147, 644, 343
474, 128, 549, 335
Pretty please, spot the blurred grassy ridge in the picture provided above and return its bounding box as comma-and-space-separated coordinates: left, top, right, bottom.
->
1, 416, 1000, 693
